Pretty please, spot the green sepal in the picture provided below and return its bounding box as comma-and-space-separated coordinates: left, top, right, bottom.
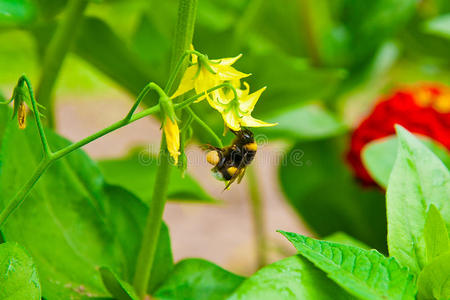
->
177, 113, 193, 175
11, 81, 31, 120
198, 55, 216, 75
159, 95, 178, 124
10, 77, 46, 119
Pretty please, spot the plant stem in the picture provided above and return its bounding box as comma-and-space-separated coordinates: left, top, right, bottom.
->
132, 140, 172, 298
167, 0, 198, 96
247, 165, 267, 269
133, 0, 197, 297
21, 76, 52, 156
0, 160, 51, 228
298, 0, 321, 67
0, 81, 225, 230
36, 0, 89, 128
186, 106, 223, 148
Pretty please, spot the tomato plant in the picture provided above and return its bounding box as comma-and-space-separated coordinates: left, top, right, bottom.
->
0, 0, 449, 299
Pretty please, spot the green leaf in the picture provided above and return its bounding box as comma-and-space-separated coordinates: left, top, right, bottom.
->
227, 255, 353, 300
0, 121, 173, 299
32, 0, 68, 19
244, 53, 347, 117
104, 185, 173, 293
339, 0, 416, 66
98, 150, 215, 203
325, 232, 370, 250
424, 204, 450, 264
279, 138, 387, 251
362, 135, 450, 188
423, 14, 450, 40
155, 258, 244, 300
280, 231, 417, 300
0, 242, 41, 300
99, 267, 139, 300
74, 17, 156, 97
0, 0, 36, 27
417, 252, 450, 300
387, 126, 450, 274
131, 13, 170, 72
32, 17, 157, 98
261, 103, 347, 141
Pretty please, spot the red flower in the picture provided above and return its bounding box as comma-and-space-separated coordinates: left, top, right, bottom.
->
347, 83, 450, 185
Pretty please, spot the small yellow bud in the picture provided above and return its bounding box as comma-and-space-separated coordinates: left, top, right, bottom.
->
163, 117, 180, 165
18, 101, 27, 129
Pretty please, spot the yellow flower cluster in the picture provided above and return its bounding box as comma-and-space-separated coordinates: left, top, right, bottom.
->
163, 47, 276, 164
171, 49, 277, 131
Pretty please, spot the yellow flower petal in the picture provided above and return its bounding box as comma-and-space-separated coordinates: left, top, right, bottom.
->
222, 110, 241, 131
171, 65, 199, 99
163, 117, 180, 164
190, 44, 197, 64
206, 91, 227, 112
194, 67, 219, 95
215, 64, 250, 81
239, 86, 266, 114
211, 54, 242, 66
240, 115, 277, 127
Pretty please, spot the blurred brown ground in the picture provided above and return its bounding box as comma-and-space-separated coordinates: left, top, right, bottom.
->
56, 95, 310, 276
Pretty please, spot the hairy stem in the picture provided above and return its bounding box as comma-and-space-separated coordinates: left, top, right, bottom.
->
132, 140, 172, 297
248, 166, 267, 268
298, 0, 321, 67
21, 76, 51, 156
133, 0, 198, 298
36, 0, 89, 128
0, 80, 225, 229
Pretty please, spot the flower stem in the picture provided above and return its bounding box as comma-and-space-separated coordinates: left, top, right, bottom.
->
186, 106, 223, 148
132, 0, 198, 298
20, 75, 52, 156
298, 0, 321, 67
0, 81, 226, 229
247, 165, 267, 268
36, 0, 89, 128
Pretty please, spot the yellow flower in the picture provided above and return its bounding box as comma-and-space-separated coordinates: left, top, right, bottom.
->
163, 116, 180, 164
171, 53, 249, 100
207, 82, 277, 131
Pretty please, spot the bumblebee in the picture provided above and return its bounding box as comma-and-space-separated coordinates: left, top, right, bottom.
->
206, 129, 257, 189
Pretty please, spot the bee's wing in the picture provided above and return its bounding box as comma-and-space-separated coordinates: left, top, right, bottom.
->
224, 153, 248, 190
202, 144, 221, 151
237, 167, 246, 184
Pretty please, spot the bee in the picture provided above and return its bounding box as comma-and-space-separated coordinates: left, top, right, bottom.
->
205, 128, 257, 189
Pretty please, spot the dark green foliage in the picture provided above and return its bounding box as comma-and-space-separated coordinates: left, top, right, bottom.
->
0, 120, 173, 299
98, 150, 215, 204
155, 258, 245, 300
279, 138, 387, 252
